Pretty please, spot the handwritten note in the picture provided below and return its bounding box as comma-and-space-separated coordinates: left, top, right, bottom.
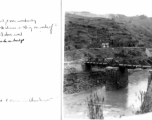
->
0, 0, 61, 119
0, 19, 54, 43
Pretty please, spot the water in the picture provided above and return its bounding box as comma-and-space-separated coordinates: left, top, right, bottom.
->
63, 69, 150, 119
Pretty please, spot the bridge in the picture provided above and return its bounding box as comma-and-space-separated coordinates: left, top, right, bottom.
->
65, 47, 152, 90
83, 57, 152, 90
85, 58, 152, 70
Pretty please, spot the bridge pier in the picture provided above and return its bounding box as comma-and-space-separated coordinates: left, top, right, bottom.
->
105, 67, 128, 90
82, 63, 92, 72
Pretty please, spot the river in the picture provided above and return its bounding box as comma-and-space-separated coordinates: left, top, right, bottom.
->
63, 69, 150, 119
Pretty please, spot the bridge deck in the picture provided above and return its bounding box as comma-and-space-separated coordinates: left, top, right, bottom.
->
85, 58, 152, 69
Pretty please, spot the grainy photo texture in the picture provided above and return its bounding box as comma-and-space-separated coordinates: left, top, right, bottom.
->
63, 0, 152, 119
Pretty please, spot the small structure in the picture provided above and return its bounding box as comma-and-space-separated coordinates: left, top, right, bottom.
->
102, 43, 109, 48
146, 48, 152, 57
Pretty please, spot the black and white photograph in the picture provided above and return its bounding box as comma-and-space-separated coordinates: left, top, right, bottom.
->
63, 0, 152, 119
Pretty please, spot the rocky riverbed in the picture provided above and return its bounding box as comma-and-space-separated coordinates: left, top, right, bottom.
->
64, 66, 129, 94
64, 71, 106, 94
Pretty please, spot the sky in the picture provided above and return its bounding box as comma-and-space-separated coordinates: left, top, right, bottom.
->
63, 0, 152, 17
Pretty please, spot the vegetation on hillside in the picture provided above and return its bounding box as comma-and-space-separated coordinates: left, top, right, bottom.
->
64, 12, 150, 61
110, 14, 152, 48
64, 47, 147, 62
65, 13, 138, 51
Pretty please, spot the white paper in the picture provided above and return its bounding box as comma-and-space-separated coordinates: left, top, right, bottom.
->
0, 0, 61, 120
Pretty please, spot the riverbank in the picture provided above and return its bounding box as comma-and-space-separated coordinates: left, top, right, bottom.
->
64, 68, 129, 94
63, 70, 150, 119
64, 61, 142, 94
64, 71, 105, 94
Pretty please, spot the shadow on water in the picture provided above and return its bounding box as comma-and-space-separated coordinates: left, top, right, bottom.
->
105, 88, 128, 109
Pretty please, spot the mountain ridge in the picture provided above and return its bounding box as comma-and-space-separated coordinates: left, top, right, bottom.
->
65, 12, 152, 51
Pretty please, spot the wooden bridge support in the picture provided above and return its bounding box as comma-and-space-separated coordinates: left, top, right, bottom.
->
117, 67, 128, 89
82, 63, 92, 72
105, 67, 128, 90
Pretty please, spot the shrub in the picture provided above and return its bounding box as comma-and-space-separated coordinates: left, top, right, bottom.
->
87, 91, 104, 119
135, 91, 146, 114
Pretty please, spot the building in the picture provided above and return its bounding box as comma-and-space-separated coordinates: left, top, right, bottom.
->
102, 43, 109, 48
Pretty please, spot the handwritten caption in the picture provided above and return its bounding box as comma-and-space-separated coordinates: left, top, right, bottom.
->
0, 19, 54, 43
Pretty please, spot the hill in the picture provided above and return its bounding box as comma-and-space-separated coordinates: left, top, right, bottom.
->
65, 12, 152, 51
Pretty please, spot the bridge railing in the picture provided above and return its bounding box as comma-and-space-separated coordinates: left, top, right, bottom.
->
86, 57, 152, 69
